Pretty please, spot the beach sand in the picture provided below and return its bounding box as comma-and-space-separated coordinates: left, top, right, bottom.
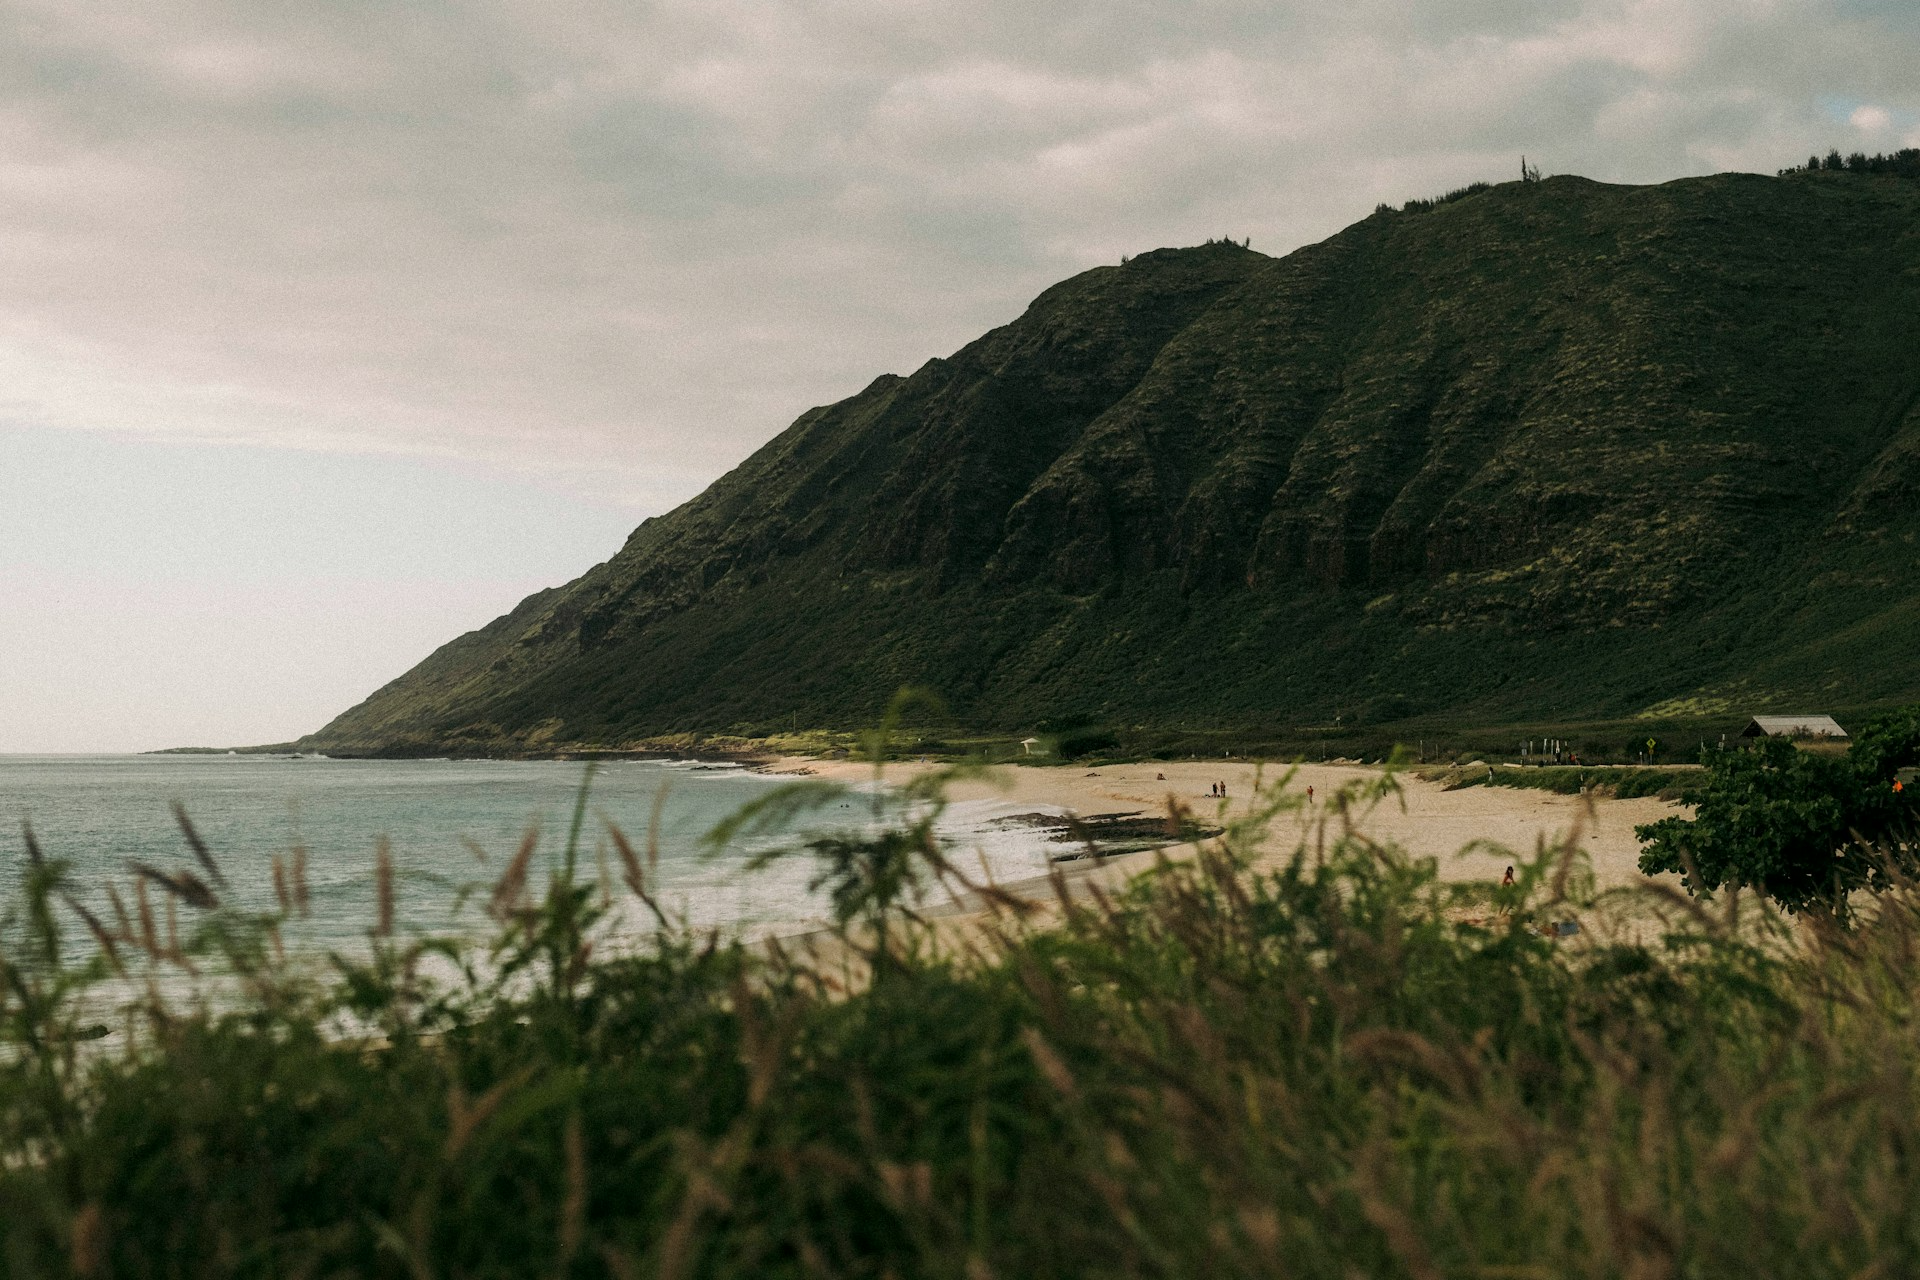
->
749, 754, 1689, 981
766, 755, 1685, 901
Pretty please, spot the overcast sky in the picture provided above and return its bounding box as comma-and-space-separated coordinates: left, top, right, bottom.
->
3, 0, 1916, 752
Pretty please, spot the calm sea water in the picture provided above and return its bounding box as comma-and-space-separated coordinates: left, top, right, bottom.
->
0, 755, 1061, 954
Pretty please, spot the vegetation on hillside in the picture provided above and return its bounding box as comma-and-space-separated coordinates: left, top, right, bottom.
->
1779, 147, 1920, 178
304, 166, 1920, 757
1416, 762, 1687, 799
8, 752, 1920, 1275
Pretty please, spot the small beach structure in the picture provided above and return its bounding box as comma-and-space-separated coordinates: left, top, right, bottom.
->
1739, 714, 1848, 741
1021, 737, 1043, 755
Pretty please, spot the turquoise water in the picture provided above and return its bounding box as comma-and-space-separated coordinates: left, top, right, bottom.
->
0, 755, 1060, 954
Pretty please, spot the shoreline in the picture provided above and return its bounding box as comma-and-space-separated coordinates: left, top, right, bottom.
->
748, 754, 1690, 974
766, 753, 1688, 903
114, 749, 1687, 942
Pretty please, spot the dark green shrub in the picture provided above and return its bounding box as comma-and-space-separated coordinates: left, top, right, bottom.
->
1055, 729, 1119, 758
1359, 693, 1416, 724
1637, 706, 1920, 913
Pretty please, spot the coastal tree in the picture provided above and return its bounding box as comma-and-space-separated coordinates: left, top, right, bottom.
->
1781, 148, 1920, 178
1637, 707, 1920, 915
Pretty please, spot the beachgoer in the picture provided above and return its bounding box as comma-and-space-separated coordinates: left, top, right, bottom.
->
1307, 785, 1314, 805
1501, 866, 1515, 888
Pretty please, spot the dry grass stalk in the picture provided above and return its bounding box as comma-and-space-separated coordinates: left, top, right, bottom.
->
290, 844, 310, 916
132, 878, 159, 958
558, 1112, 588, 1269
59, 891, 123, 976
490, 827, 540, 921
128, 863, 218, 912
444, 1070, 528, 1160
374, 838, 395, 939
170, 802, 228, 890
68, 1203, 105, 1278
1021, 1027, 1078, 1099
606, 819, 667, 927
105, 885, 135, 949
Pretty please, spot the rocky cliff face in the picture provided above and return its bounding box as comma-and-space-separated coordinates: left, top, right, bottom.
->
306, 170, 1920, 752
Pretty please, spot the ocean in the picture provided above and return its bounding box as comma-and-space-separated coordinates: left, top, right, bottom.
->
0, 754, 1065, 956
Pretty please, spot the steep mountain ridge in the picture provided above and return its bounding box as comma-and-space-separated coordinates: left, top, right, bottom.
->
307, 170, 1920, 752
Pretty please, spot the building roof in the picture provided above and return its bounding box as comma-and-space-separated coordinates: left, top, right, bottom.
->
1740, 714, 1848, 739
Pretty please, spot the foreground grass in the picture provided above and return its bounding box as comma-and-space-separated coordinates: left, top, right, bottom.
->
3, 767, 1919, 1277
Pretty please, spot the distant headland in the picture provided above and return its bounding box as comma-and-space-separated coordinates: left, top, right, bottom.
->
298, 164, 1920, 760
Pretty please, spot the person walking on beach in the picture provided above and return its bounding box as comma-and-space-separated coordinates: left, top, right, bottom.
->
1306, 785, 1314, 805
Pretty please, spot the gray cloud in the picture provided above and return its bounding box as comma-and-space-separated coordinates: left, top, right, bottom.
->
0, 0, 1915, 510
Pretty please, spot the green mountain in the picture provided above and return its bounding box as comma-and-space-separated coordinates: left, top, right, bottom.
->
304, 170, 1920, 755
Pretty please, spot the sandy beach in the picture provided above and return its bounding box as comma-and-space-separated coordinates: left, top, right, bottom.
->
766, 754, 1686, 910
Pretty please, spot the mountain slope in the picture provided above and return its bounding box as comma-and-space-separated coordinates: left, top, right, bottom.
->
306, 170, 1920, 753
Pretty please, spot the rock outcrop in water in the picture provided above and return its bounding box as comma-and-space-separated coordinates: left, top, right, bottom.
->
305, 169, 1920, 753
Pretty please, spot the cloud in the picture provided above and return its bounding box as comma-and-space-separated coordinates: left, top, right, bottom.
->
0, 0, 1915, 512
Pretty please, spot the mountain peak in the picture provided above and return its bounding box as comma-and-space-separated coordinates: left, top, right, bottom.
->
306, 170, 1920, 753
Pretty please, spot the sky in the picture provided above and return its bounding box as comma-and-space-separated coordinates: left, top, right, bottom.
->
2, 0, 1917, 752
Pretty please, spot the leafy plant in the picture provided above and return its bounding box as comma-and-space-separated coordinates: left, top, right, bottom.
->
13, 734, 1920, 1275
1637, 706, 1920, 914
